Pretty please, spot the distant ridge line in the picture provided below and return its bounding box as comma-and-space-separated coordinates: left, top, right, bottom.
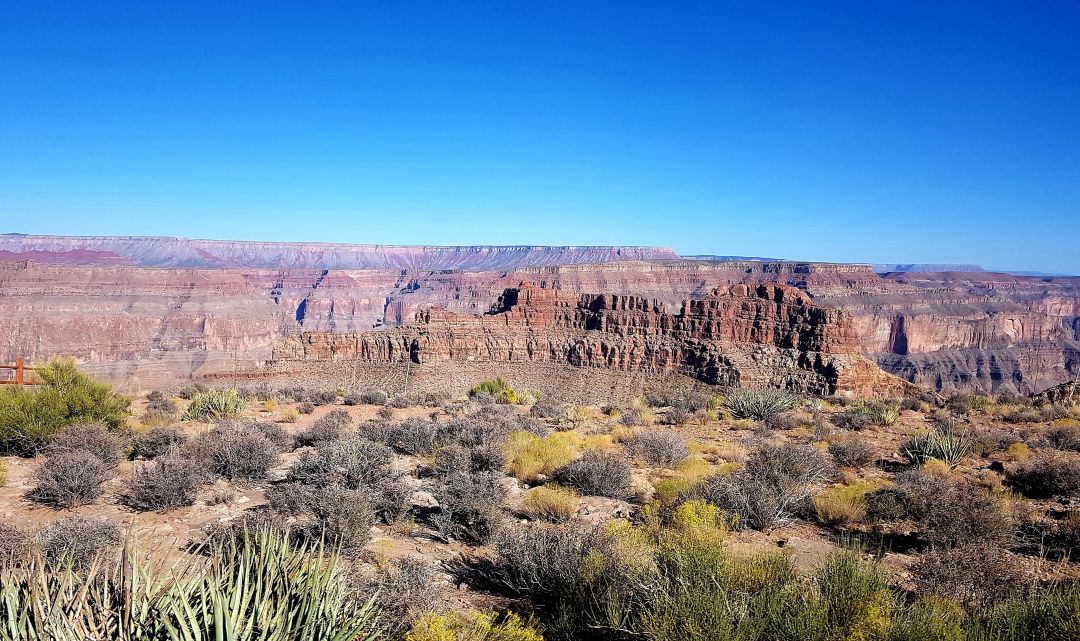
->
0, 234, 678, 270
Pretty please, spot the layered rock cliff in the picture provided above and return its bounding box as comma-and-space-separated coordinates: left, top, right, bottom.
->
1, 256, 1076, 395
272, 282, 916, 399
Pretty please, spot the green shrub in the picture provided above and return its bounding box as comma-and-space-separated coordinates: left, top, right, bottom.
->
406, 611, 543, 641
0, 359, 129, 455
180, 389, 247, 422
723, 389, 797, 421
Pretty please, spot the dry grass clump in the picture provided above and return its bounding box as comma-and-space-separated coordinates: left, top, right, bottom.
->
671, 456, 712, 485
714, 441, 749, 463
28, 451, 107, 508
625, 429, 689, 468
813, 480, 891, 528
523, 484, 580, 523
406, 611, 543, 641
126, 455, 205, 511
278, 407, 300, 423
503, 431, 576, 483
1046, 418, 1080, 451
828, 410, 873, 431
143, 390, 178, 426
1006, 442, 1033, 462
552, 450, 632, 499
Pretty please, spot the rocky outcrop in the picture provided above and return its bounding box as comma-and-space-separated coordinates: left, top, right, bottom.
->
272, 282, 916, 399
0, 234, 677, 270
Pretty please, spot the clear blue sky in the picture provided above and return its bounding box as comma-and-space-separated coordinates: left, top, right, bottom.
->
2, 2, 1078, 273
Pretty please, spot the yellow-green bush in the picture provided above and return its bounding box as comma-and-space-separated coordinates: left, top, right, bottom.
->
0, 459, 6, 486
1007, 442, 1032, 462
406, 611, 543, 641
813, 480, 891, 528
469, 378, 542, 406
523, 484, 579, 523
0, 358, 130, 455
503, 431, 576, 483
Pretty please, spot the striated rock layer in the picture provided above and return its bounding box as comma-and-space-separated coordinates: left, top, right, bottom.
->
1, 256, 1077, 394
270, 282, 917, 400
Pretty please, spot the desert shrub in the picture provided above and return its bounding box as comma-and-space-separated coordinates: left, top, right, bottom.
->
0, 358, 129, 455
864, 470, 953, 523
131, 425, 189, 459
552, 450, 632, 499
523, 483, 580, 523
307, 389, 338, 406
187, 423, 277, 480
530, 397, 563, 419
298, 401, 316, 414
503, 430, 577, 483
342, 392, 362, 406
972, 429, 1018, 456
901, 417, 973, 467
288, 437, 396, 489
723, 388, 796, 421
829, 410, 873, 431
177, 383, 207, 400
664, 407, 690, 426
1007, 442, 1033, 462
383, 417, 438, 455
813, 481, 890, 528
296, 409, 352, 446
1040, 404, 1071, 422
181, 389, 247, 422
1003, 408, 1041, 424
619, 409, 645, 427
0, 520, 27, 558
265, 482, 318, 516
28, 451, 107, 508
913, 542, 1028, 607
1007, 457, 1080, 498
309, 486, 377, 554
433, 471, 508, 544
1046, 419, 1080, 451
626, 430, 689, 468
34, 515, 120, 570
828, 438, 877, 468
362, 557, 438, 634
433, 443, 472, 477
0, 460, 6, 486
144, 391, 177, 423
470, 377, 540, 405
692, 443, 834, 530
488, 521, 609, 600
359, 388, 389, 405
468, 441, 507, 473
766, 409, 821, 431
406, 611, 543, 641
279, 407, 300, 423
899, 397, 923, 412
44, 422, 126, 468
245, 419, 294, 451
126, 455, 204, 511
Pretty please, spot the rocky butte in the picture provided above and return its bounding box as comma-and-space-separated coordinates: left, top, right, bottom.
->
267, 282, 916, 403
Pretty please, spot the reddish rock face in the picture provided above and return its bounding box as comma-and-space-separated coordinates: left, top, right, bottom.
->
273, 282, 916, 398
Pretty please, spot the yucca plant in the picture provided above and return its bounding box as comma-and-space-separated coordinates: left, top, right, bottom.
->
0, 528, 381, 641
723, 389, 797, 421
901, 417, 973, 467
181, 389, 248, 422
871, 406, 900, 426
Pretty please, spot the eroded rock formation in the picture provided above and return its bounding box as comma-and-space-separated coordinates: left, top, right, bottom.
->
272, 282, 916, 398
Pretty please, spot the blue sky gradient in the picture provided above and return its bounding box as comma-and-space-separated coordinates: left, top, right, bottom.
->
1, 2, 1078, 273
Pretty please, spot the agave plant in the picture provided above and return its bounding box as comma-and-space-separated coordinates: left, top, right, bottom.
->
724, 389, 797, 421
901, 417, 973, 467
181, 389, 248, 422
871, 406, 900, 426
0, 528, 381, 641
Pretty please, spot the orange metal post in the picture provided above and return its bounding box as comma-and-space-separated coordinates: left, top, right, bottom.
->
15, 358, 22, 385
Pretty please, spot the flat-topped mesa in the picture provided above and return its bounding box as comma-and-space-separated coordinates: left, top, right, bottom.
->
273, 281, 916, 398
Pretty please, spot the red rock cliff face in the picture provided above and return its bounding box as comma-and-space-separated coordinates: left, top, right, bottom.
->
273, 282, 914, 398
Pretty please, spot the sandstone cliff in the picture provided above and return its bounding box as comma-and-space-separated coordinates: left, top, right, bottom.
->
271, 282, 916, 399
